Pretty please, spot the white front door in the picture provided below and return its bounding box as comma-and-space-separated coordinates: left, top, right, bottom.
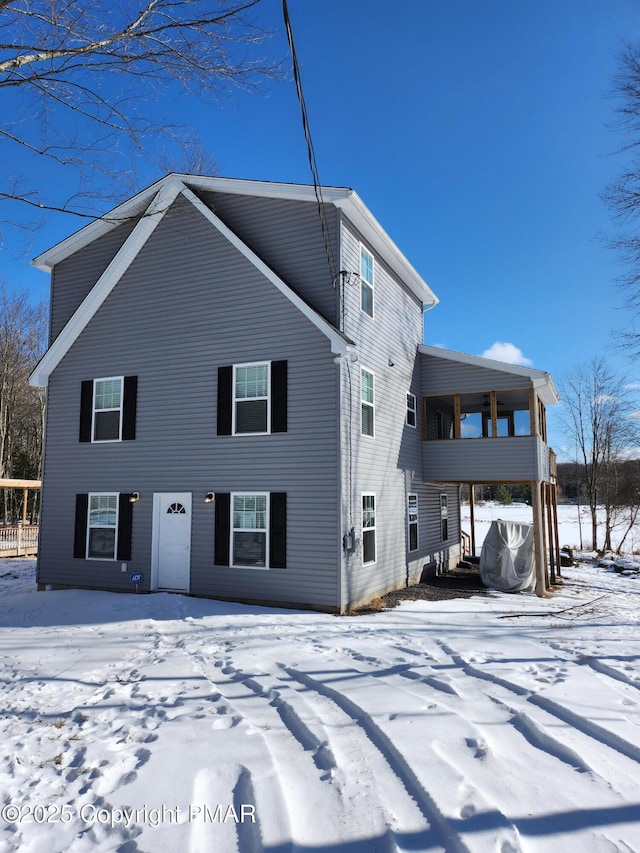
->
152, 492, 192, 591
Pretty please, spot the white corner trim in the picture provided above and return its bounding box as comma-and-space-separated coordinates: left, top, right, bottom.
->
180, 186, 350, 355
29, 180, 184, 387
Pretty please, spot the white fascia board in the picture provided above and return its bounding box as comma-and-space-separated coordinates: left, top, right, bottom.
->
32, 174, 436, 314
419, 344, 559, 405
333, 192, 438, 309
31, 177, 170, 271
29, 180, 184, 387
181, 174, 352, 204
181, 186, 351, 356
183, 177, 437, 308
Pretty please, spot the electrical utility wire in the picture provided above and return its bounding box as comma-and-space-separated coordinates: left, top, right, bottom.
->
282, 0, 338, 286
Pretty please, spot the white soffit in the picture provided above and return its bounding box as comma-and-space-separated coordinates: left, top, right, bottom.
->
419, 344, 560, 405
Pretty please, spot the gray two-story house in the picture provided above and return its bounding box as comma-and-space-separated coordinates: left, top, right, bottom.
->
30, 175, 559, 612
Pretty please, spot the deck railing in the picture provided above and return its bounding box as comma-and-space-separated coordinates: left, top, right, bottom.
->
0, 525, 39, 556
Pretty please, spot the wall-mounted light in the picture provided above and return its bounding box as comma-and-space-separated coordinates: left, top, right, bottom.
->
334, 352, 359, 365
204, 492, 215, 504
129, 492, 140, 504
388, 357, 395, 367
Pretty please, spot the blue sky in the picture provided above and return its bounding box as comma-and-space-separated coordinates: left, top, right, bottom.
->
3, 0, 640, 453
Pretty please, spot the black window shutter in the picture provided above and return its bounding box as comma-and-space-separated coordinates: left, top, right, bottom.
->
74, 494, 88, 558
79, 381, 93, 442
117, 494, 133, 561
122, 376, 138, 441
217, 367, 233, 436
271, 361, 288, 433
214, 493, 231, 565
270, 492, 287, 569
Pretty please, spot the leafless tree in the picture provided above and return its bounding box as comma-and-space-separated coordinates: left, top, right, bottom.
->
0, 0, 278, 230
603, 41, 640, 350
0, 286, 47, 523
559, 358, 640, 552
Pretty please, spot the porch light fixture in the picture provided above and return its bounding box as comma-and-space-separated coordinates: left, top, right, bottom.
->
204, 492, 215, 504
129, 492, 140, 503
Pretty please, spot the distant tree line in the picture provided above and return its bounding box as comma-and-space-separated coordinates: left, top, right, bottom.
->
0, 287, 47, 524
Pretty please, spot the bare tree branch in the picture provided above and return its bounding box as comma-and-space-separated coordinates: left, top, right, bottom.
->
0, 0, 281, 228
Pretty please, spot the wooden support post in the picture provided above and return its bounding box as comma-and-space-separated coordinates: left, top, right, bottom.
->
490, 390, 498, 438
545, 483, 557, 585
540, 482, 550, 589
551, 483, 562, 579
531, 479, 546, 596
22, 489, 28, 525
469, 484, 476, 557
529, 388, 536, 436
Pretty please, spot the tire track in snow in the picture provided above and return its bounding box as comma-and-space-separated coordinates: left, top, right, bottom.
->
435, 639, 640, 790
195, 655, 408, 851
205, 654, 430, 852
306, 638, 461, 698
192, 658, 296, 852
308, 635, 640, 828
279, 662, 475, 853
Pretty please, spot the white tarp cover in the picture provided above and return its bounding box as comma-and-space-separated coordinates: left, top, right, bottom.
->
480, 518, 535, 592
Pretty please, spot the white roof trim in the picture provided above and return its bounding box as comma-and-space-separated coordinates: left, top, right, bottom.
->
30, 179, 184, 387
419, 344, 560, 405
32, 174, 437, 307
30, 181, 351, 386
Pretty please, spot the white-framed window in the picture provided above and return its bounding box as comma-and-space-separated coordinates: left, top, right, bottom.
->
87, 493, 118, 559
408, 493, 418, 552
361, 368, 375, 437
360, 245, 374, 317
233, 362, 270, 435
362, 493, 376, 564
93, 377, 123, 442
440, 493, 449, 541
406, 393, 417, 428
231, 493, 269, 569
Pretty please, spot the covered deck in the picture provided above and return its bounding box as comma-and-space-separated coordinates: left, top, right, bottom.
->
419, 345, 560, 594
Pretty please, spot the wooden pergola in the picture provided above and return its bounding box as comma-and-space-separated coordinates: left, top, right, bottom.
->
0, 478, 41, 524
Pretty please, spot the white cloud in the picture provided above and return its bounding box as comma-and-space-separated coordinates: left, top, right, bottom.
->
481, 342, 533, 367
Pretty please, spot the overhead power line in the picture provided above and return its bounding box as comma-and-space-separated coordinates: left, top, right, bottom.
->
281, 0, 338, 286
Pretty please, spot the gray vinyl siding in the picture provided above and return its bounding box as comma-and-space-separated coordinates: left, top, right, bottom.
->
201, 191, 339, 325
38, 198, 340, 609
421, 353, 532, 396
49, 218, 139, 343
423, 436, 547, 482
338, 214, 450, 607
421, 483, 461, 574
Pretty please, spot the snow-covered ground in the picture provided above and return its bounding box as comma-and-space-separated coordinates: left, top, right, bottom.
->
1, 508, 639, 852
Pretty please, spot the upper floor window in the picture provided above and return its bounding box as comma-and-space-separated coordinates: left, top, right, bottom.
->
406, 393, 417, 428
79, 376, 137, 443
234, 363, 270, 434
360, 245, 374, 317
217, 361, 287, 436
93, 377, 122, 441
361, 368, 375, 437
